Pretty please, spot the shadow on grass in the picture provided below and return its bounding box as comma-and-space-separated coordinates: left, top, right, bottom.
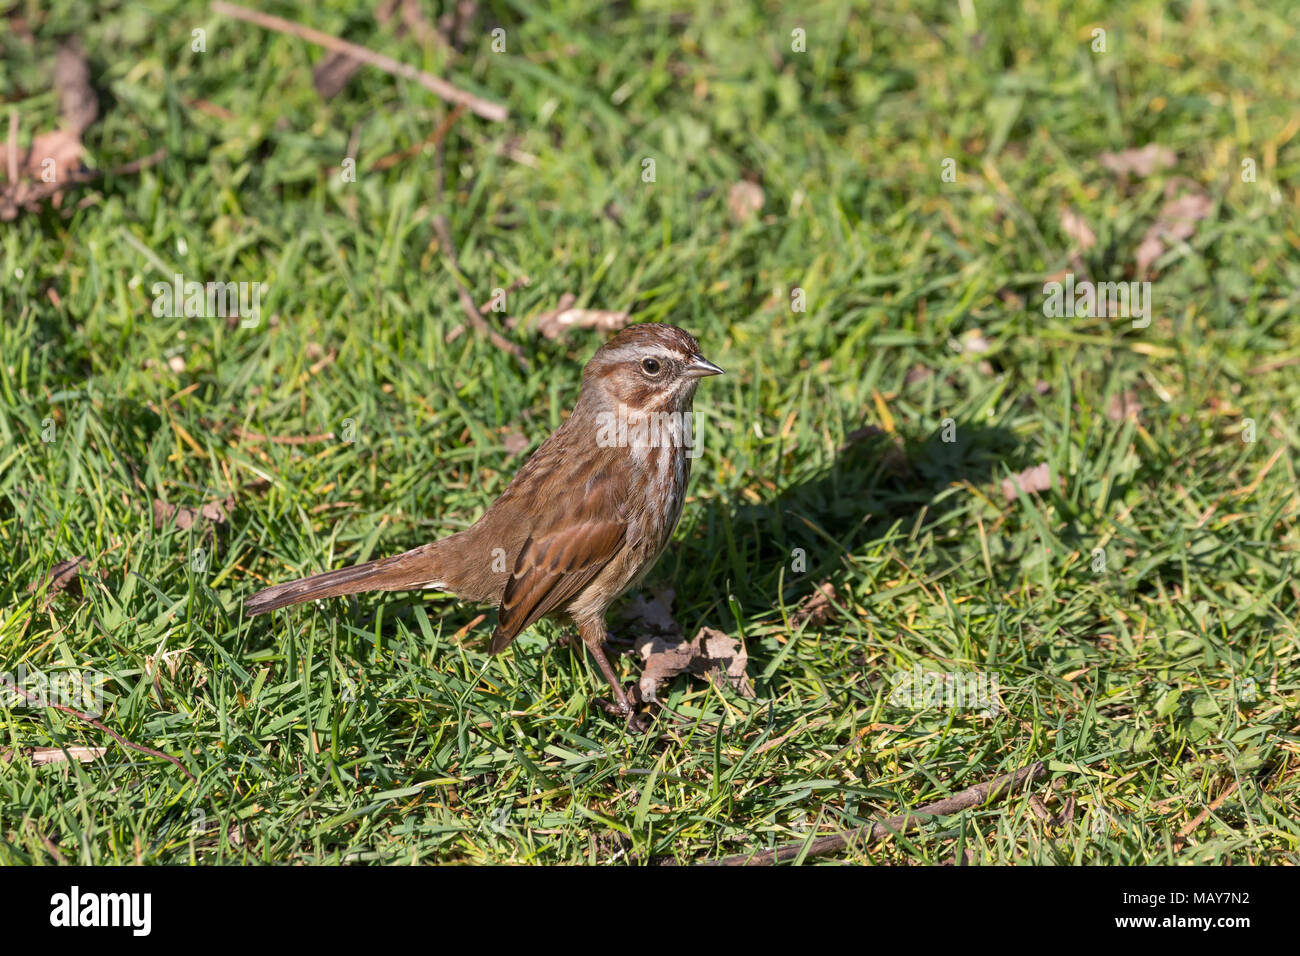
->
226, 418, 1029, 721
668, 420, 1026, 620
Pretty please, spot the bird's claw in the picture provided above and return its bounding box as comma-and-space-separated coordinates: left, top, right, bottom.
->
594, 687, 652, 733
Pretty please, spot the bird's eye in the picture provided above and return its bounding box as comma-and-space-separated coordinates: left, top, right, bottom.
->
640, 357, 661, 375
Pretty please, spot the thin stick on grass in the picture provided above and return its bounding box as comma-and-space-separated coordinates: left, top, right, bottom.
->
210, 1, 508, 122
429, 113, 528, 367
371, 101, 465, 171
101, 148, 168, 177
0, 674, 197, 782
29, 823, 69, 865
479, 275, 530, 313
2, 148, 167, 217
1172, 780, 1238, 849
706, 760, 1048, 865
433, 213, 528, 366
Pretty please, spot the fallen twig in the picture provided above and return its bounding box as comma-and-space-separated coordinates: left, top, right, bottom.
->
4, 745, 106, 766
315, 0, 444, 98
372, 103, 465, 171
425, 104, 525, 365
752, 717, 831, 756
432, 214, 528, 366
314, 0, 401, 98
1, 146, 166, 218
706, 761, 1048, 865
0, 673, 196, 782
478, 275, 529, 313
1172, 780, 1238, 849
28, 823, 69, 864
100, 148, 169, 177
211, 1, 507, 122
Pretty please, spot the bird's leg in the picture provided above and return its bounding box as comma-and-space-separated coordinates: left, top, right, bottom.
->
578, 620, 635, 720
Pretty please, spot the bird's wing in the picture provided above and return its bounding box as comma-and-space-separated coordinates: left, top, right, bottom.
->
490, 519, 626, 653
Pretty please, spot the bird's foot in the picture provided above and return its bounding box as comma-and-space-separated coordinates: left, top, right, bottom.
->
594, 684, 653, 733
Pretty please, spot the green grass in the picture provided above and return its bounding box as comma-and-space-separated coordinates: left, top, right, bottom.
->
2, 0, 1299, 864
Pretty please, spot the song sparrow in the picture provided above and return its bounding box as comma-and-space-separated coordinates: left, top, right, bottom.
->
246, 323, 723, 721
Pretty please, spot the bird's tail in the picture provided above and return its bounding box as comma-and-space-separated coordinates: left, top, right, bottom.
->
244, 542, 447, 616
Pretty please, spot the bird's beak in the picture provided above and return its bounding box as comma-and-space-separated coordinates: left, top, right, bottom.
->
684, 354, 724, 378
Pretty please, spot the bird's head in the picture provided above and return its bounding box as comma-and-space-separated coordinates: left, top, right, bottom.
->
580, 323, 723, 415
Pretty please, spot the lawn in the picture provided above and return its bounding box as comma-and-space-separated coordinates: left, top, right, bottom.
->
1, 0, 1298, 864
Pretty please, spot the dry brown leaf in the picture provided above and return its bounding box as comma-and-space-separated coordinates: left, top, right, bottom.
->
1136, 191, 1213, 275
634, 634, 693, 701
54, 42, 98, 135
1, 41, 96, 221
26, 555, 91, 608
1099, 144, 1175, 177
503, 431, 529, 454
1059, 207, 1096, 252
792, 581, 838, 627
635, 627, 753, 702
695, 627, 754, 698
1001, 462, 1054, 502
532, 293, 630, 340
153, 495, 235, 531
25, 127, 84, 183
23, 44, 95, 181
727, 180, 764, 224
623, 590, 754, 701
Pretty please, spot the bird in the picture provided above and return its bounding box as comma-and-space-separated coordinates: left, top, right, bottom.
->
245, 323, 723, 722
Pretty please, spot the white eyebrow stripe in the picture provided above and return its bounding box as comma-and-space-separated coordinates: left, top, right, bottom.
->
601, 344, 689, 364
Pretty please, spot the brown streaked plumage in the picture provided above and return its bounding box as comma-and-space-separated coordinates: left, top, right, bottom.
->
245, 323, 723, 722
